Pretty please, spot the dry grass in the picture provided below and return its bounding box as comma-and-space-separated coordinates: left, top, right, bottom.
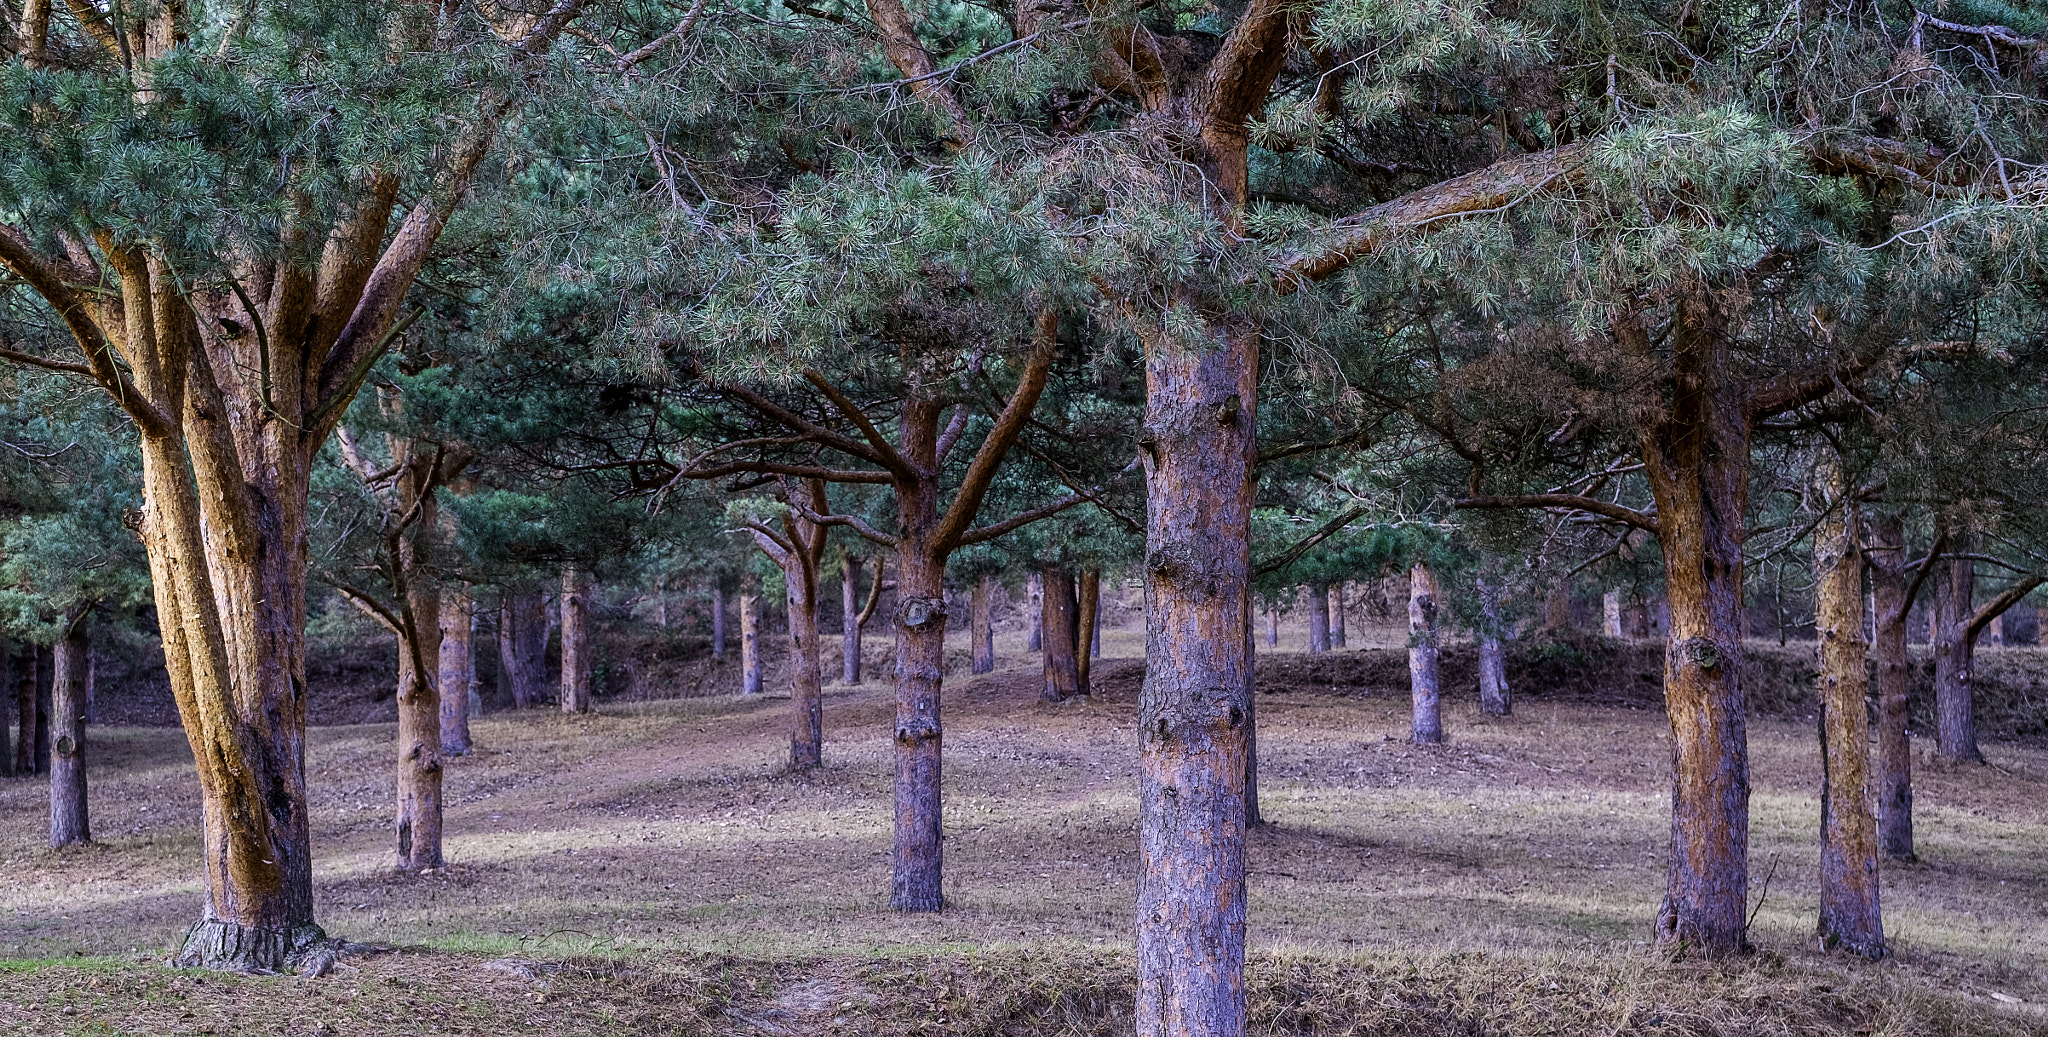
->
1, 611, 2045, 1035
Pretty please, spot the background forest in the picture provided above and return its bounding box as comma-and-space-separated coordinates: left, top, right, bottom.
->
5, 0, 2048, 1032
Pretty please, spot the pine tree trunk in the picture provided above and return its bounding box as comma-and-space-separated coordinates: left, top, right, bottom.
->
13, 645, 35, 775
560, 568, 592, 713
891, 543, 948, 911
740, 587, 762, 695
438, 585, 474, 755
1867, 513, 1914, 859
1408, 564, 1443, 744
842, 557, 863, 683
1988, 614, 2004, 645
786, 559, 824, 772
1639, 302, 1751, 957
1026, 571, 1043, 651
1812, 464, 1883, 957
500, 592, 547, 709
1266, 607, 1278, 646
1330, 584, 1346, 647
49, 610, 88, 848
1134, 320, 1256, 1037
1041, 564, 1080, 702
34, 646, 51, 773
1077, 568, 1100, 694
1603, 589, 1624, 638
393, 479, 444, 872
713, 582, 729, 660
1243, 609, 1260, 827
1478, 575, 1510, 717
1306, 581, 1331, 653
970, 575, 995, 674
1, 645, 13, 780
1933, 552, 1982, 762
1544, 583, 1572, 630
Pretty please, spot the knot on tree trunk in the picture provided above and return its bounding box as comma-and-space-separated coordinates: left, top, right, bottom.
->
895, 597, 945, 628
895, 719, 940, 746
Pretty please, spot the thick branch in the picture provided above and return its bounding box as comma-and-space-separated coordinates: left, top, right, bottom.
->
685, 459, 893, 484
931, 306, 1060, 551
804, 369, 914, 476
1966, 577, 2045, 641
712, 379, 899, 473
955, 490, 1092, 547
1457, 493, 1660, 533
800, 509, 902, 548
614, 0, 709, 71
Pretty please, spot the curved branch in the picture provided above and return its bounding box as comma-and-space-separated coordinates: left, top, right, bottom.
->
798, 508, 902, 548
1253, 505, 1369, 577
1456, 493, 1660, 534
932, 306, 1060, 551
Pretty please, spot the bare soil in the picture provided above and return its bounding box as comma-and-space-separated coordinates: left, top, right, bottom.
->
2, 613, 2045, 1035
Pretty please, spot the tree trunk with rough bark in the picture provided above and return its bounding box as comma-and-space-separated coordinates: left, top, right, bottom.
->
49, 611, 89, 848
1306, 581, 1331, 653
1603, 589, 1624, 638
1026, 571, 1043, 651
1077, 568, 1100, 692
1329, 584, 1346, 647
740, 587, 762, 695
1639, 301, 1751, 957
13, 646, 35, 775
1041, 564, 1080, 702
1408, 564, 1443, 743
785, 568, 824, 769
1866, 513, 1914, 860
842, 556, 864, 683
1932, 552, 1981, 762
1812, 464, 1884, 958
1478, 576, 1510, 717
33, 647, 50, 774
970, 575, 995, 674
392, 466, 445, 873
439, 585, 474, 755
713, 581, 729, 660
1266, 607, 1278, 646
560, 568, 592, 714
499, 592, 547, 709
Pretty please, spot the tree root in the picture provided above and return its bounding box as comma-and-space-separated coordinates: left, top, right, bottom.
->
174, 919, 391, 976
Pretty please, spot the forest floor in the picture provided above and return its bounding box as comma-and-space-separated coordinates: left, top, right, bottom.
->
1, 619, 2046, 1035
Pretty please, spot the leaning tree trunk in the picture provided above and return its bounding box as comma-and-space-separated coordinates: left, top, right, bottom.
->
1932, 552, 1982, 763
739, 586, 763, 695
1041, 564, 1081, 702
842, 557, 864, 682
49, 610, 89, 848
1812, 463, 1884, 958
1306, 581, 1331, 653
1077, 567, 1100, 694
1639, 302, 1752, 957
438, 585, 474, 755
560, 568, 592, 713
1867, 513, 1914, 859
1408, 564, 1444, 743
970, 575, 995, 674
1478, 575, 1510, 717
1329, 584, 1346, 647
1135, 317, 1257, 1037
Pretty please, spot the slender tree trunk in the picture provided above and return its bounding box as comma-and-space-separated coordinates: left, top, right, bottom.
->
33, 646, 50, 773
740, 587, 762, 695
13, 645, 35, 775
1478, 575, 1510, 717
1026, 571, 1043, 650
499, 592, 546, 709
393, 477, 444, 872
1077, 568, 1100, 694
1933, 551, 1982, 762
1306, 581, 1331, 653
1329, 583, 1346, 647
49, 610, 89, 848
842, 557, 863, 683
891, 539, 949, 912
1408, 564, 1443, 744
1134, 319, 1257, 1037
1867, 514, 1915, 860
713, 581, 729, 660
1603, 589, 1624, 638
560, 568, 592, 713
1, 645, 12, 780
782, 510, 825, 772
1987, 615, 2004, 645
1041, 564, 1080, 702
1812, 465, 1883, 958
970, 575, 995, 674
1266, 607, 1278, 646
438, 585, 474, 755
1638, 302, 1751, 957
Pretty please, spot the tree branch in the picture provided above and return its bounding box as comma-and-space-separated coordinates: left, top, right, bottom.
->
1966, 576, 2044, 641
803, 369, 914, 476
615, 0, 711, 70
1456, 493, 1660, 533
1253, 505, 1370, 576
798, 508, 902, 547
932, 306, 1060, 551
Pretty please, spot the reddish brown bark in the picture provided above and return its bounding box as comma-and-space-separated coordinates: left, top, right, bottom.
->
970, 575, 995, 674
392, 474, 445, 872
1306, 580, 1331, 653
1042, 564, 1080, 702
1408, 564, 1443, 743
1812, 464, 1884, 958
1866, 513, 1915, 860
748, 477, 830, 771
1077, 568, 1100, 690
560, 568, 592, 714
49, 610, 89, 848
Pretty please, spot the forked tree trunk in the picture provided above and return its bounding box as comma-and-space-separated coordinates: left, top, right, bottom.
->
842, 556, 863, 682
713, 581, 729, 660
1932, 552, 1982, 763
1135, 318, 1257, 1037
1866, 513, 1914, 859
739, 587, 762, 695
1603, 589, 1624, 638
1077, 568, 1100, 693
393, 468, 445, 872
1041, 564, 1080, 702
1812, 464, 1883, 958
438, 585, 474, 755
560, 568, 592, 713
1639, 301, 1751, 957
499, 592, 547, 709
1408, 564, 1443, 743
1306, 581, 1330, 653
970, 575, 995, 674
1478, 575, 1510, 717
1026, 571, 1043, 651
1329, 583, 1346, 647
49, 610, 89, 848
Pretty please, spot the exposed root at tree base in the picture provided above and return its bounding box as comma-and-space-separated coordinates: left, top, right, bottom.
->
173, 919, 390, 976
